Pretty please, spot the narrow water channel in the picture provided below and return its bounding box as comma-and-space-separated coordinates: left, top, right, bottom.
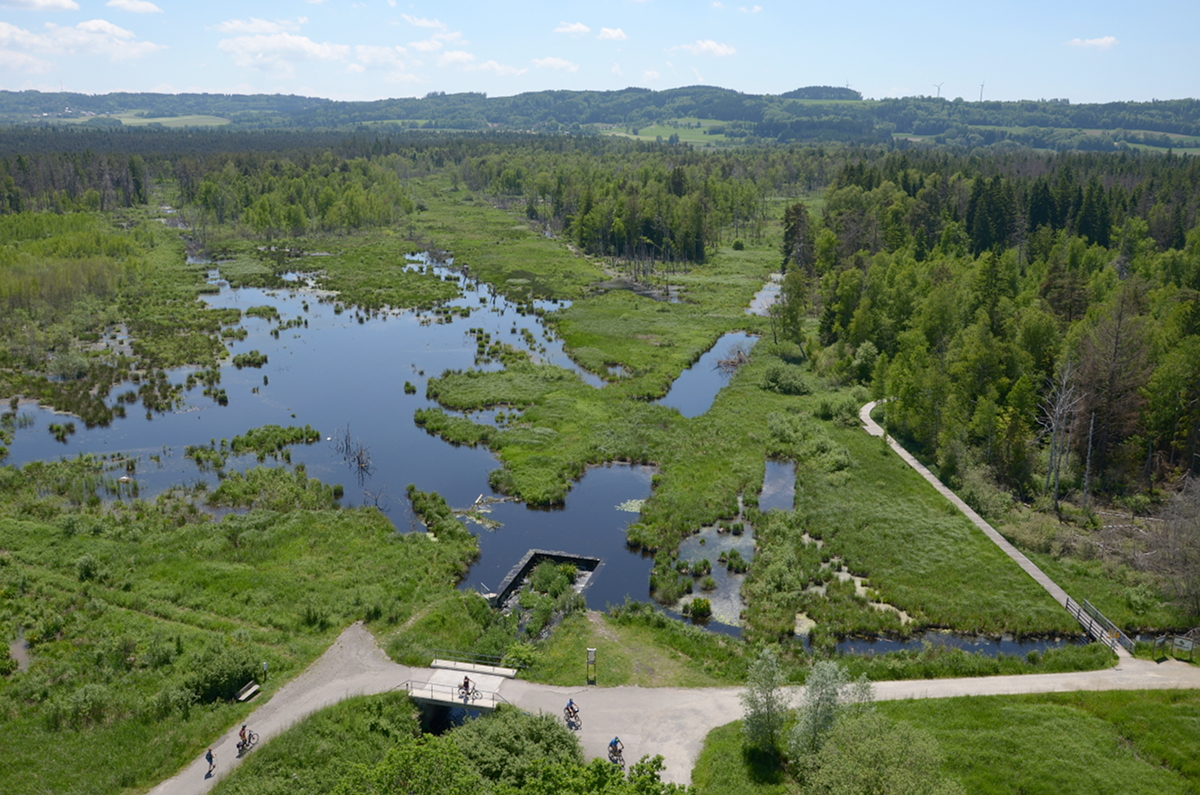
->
656, 332, 759, 419
758, 459, 796, 512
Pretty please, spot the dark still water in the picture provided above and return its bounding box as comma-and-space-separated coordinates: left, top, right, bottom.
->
656, 332, 759, 419
4, 258, 653, 605
758, 459, 795, 512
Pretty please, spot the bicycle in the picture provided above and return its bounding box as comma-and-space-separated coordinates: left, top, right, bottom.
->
608, 747, 625, 770
237, 730, 259, 755
457, 684, 482, 701
563, 706, 581, 729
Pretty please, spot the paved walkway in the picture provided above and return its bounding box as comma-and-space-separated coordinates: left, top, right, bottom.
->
855, 402, 1130, 655
153, 622, 1200, 794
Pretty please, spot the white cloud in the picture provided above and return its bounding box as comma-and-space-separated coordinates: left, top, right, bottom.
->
105, 0, 161, 12
598, 28, 627, 41
555, 22, 590, 35
353, 44, 405, 69
675, 39, 735, 56
212, 18, 305, 34
1066, 35, 1118, 49
692, 66, 703, 82
611, 62, 622, 75
477, 59, 526, 76
0, 21, 45, 49
1, 18, 164, 62
739, 4, 762, 12
438, 49, 474, 66
0, 46, 52, 72
408, 21, 465, 53
217, 32, 348, 77
711, 1, 723, 7
532, 56, 577, 72
349, 45, 415, 81
643, 69, 660, 81
402, 13, 445, 29
0, 0, 79, 9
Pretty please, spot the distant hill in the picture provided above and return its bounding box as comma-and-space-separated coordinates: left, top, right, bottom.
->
780, 86, 863, 101
2, 86, 1198, 150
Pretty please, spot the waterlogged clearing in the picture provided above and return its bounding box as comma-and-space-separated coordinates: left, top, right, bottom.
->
758, 459, 795, 512
675, 523, 757, 629
4, 255, 658, 609
745, 273, 782, 316
656, 331, 759, 418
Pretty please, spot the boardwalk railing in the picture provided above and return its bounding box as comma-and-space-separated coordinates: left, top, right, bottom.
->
1065, 597, 1134, 653
400, 680, 508, 711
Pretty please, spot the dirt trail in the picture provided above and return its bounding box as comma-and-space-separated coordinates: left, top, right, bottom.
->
148, 622, 1200, 794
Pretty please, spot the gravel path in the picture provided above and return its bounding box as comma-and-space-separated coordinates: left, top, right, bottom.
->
149, 402, 1193, 792
151, 623, 1200, 793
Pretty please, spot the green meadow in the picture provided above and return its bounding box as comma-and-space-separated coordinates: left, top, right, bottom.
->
694, 690, 1200, 795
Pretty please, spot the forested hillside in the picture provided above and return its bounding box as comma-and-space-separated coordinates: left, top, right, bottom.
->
3, 86, 1199, 150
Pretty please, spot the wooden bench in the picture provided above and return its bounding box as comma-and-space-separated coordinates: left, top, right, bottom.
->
235, 681, 261, 702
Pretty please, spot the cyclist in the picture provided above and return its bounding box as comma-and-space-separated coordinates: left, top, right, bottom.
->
565, 698, 579, 720
608, 736, 624, 762
460, 675, 473, 697
237, 724, 248, 753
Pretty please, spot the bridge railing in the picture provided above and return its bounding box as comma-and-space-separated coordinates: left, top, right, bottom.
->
1064, 597, 1133, 653
399, 679, 508, 710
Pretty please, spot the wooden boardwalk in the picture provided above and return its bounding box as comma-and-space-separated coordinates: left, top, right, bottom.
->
859, 400, 1130, 657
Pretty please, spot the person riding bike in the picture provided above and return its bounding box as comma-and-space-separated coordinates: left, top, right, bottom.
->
608, 736, 624, 761
565, 698, 579, 720
460, 676, 473, 697
237, 725, 248, 753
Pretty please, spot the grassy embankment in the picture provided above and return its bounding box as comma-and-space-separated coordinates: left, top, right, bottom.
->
693, 690, 1200, 795
210, 692, 420, 795
996, 508, 1195, 632
0, 453, 482, 795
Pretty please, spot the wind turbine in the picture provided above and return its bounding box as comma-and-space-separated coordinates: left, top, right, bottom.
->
933, 82, 944, 98
979, 81, 985, 102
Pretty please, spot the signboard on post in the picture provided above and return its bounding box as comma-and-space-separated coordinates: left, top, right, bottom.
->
1174, 637, 1193, 653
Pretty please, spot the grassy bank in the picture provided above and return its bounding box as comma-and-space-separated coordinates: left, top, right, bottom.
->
0, 457, 479, 795
694, 690, 1200, 795
211, 692, 420, 795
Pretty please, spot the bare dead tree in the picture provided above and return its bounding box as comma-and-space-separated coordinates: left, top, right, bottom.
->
1040, 359, 1081, 511
717, 343, 753, 377
1145, 478, 1200, 618
363, 485, 390, 512
333, 424, 373, 484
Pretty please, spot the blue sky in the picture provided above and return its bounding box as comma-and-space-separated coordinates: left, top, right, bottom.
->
0, 0, 1194, 103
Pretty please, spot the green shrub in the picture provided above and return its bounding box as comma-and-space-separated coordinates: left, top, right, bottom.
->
75, 553, 98, 581
185, 643, 259, 703
762, 363, 812, 395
